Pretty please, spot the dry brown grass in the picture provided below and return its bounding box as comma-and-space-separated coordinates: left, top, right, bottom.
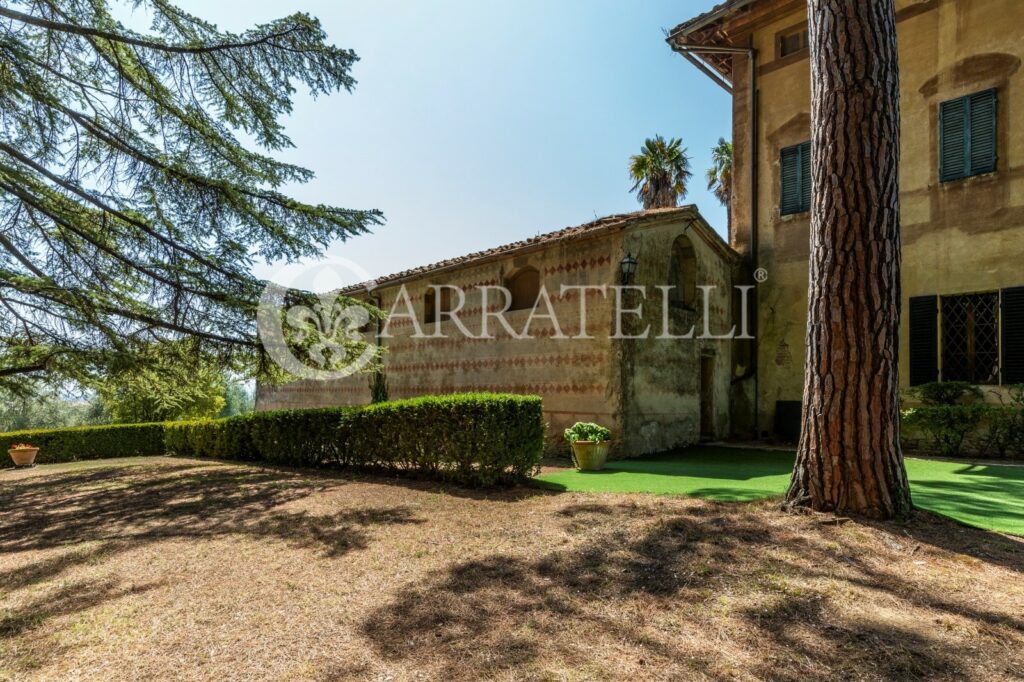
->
1, 457, 1022, 681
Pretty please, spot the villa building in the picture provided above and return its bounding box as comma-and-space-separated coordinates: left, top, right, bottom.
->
669, 0, 1024, 439
260, 0, 1024, 452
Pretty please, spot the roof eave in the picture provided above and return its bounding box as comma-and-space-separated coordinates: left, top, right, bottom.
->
666, 0, 760, 87
668, 0, 757, 42
338, 208, 701, 296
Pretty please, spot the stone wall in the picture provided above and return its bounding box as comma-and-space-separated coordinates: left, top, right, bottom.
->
259, 222, 623, 453
618, 219, 738, 453
257, 210, 740, 456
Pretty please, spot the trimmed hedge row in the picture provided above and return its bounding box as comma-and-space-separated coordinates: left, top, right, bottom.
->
3, 394, 546, 485
901, 382, 1024, 459
902, 404, 1024, 458
167, 394, 545, 484
164, 406, 350, 467
0, 423, 167, 464
342, 394, 545, 482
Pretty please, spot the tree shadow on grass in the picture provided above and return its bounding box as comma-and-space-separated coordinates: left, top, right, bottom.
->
861, 507, 1024, 574
312, 465, 556, 503
910, 477, 1024, 535
0, 577, 163, 639
0, 460, 432, 675
0, 460, 426, 664
0, 462, 423, 557
362, 502, 1023, 681
0, 573, 166, 674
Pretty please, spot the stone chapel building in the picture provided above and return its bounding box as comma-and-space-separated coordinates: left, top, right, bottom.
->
258, 207, 745, 454
260, 0, 1024, 455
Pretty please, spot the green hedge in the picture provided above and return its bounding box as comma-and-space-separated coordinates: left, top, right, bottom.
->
164, 406, 351, 467
0, 423, 166, 464
340, 393, 545, 483
6, 393, 545, 485
902, 404, 1024, 458
168, 394, 544, 485
901, 382, 1024, 458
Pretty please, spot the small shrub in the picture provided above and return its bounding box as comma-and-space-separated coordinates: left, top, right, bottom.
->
0, 423, 166, 464
901, 405, 988, 457
341, 393, 545, 485
907, 381, 982, 406
974, 406, 1022, 458
563, 422, 612, 444
974, 385, 1024, 458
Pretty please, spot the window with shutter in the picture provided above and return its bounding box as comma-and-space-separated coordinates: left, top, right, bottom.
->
778, 28, 808, 57
968, 89, 997, 175
780, 141, 810, 215
800, 141, 811, 210
941, 292, 1000, 385
1002, 286, 1024, 385
909, 296, 938, 386
939, 88, 997, 182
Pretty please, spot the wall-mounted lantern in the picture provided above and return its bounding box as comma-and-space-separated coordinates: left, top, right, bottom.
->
619, 252, 638, 284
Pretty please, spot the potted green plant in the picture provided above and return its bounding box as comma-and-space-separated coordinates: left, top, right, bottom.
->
564, 422, 612, 471
8, 442, 39, 468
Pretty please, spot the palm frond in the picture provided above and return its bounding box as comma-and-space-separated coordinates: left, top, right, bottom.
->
628, 135, 692, 209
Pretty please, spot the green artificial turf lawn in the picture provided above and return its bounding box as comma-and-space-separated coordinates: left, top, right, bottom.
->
534, 447, 1024, 536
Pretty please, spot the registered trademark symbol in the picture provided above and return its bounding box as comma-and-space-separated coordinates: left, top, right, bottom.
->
754, 268, 769, 283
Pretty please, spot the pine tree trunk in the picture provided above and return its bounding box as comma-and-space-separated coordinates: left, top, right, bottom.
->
785, 0, 912, 519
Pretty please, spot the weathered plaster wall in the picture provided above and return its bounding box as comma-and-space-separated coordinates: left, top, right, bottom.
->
726, 0, 1024, 434
258, 211, 739, 456
618, 218, 737, 453
259, 234, 619, 452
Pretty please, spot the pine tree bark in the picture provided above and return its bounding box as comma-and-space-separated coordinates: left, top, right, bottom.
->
785, 0, 912, 519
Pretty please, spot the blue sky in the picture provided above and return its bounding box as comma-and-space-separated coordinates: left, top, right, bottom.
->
148, 1, 730, 289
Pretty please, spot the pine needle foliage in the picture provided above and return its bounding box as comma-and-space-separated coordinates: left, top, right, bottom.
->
0, 0, 382, 390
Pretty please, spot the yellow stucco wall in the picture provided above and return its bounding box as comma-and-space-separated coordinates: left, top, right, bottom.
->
726, 0, 1024, 434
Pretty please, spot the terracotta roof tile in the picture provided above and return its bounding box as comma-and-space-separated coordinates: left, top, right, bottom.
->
341, 206, 697, 294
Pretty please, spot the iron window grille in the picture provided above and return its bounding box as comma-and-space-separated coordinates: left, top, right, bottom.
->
941, 292, 1000, 385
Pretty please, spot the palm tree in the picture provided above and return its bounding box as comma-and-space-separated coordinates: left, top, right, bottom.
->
706, 138, 733, 207
629, 135, 692, 209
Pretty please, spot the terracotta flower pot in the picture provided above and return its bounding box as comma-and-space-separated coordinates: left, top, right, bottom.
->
8, 447, 39, 468
571, 440, 610, 471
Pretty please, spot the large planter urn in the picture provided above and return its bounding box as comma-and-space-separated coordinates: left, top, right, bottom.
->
570, 441, 610, 471
8, 445, 39, 468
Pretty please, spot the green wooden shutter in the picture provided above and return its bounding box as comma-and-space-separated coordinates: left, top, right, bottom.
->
780, 142, 810, 215
939, 97, 967, 182
1002, 286, 1024, 385
968, 89, 997, 175
909, 295, 939, 386
780, 145, 801, 215
940, 89, 997, 182
799, 141, 811, 212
